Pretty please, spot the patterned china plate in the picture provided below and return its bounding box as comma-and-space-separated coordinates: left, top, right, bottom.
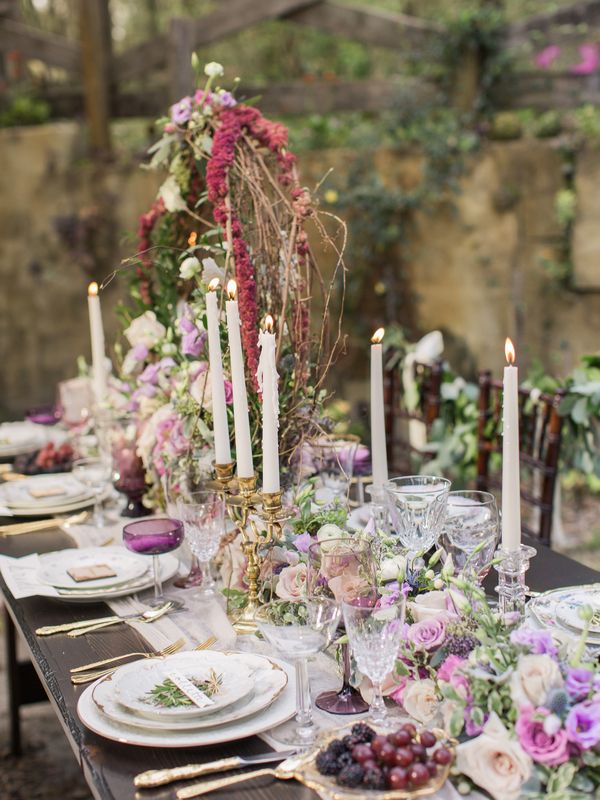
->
112, 651, 254, 720
77, 657, 296, 747
92, 653, 288, 731
1, 474, 92, 509
527, 584, 600, 645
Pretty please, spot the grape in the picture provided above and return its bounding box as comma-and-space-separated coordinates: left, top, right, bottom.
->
379, 742, 397, 766
351, 744, 374, 764
389, 729, 412, 747
420, 730, 437, 748
371, 735, 389, 757
411, 742, 427, 762
387, 766, 408, 790
408, 763, 430, 787
394, 747, 414, 767
401, 723, 417, 738
426, 761, 438, 777
433, 746, 452, 765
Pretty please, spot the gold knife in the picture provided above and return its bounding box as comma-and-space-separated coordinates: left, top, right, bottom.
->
134, 750, 297, 788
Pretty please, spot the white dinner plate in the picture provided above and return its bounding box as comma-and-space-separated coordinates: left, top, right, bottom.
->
527, 584, 600, 646
52, 554, 179, 603
0, 474, 93, 509
77, 657, 295, 747
112, 651, 253, 721
0, 422, 47, 457
92, 653, 288, 731
38, 546, 149, 591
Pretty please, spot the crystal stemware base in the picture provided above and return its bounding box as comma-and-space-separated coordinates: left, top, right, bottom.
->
315, 643, 368, 714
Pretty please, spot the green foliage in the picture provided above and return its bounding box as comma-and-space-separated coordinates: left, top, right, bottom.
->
0, 95, 51, 127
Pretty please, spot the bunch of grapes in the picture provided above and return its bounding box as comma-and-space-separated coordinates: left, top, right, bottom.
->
315, 722, 453, 791
33, 443, 74, 472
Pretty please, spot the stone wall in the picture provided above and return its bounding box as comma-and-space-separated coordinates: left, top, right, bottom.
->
1, 122, 599, 418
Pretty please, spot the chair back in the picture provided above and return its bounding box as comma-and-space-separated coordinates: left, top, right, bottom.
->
383, 348, 443, 474
476, 370, 565, 545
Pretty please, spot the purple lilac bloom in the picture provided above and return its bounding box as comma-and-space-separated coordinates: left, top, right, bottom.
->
566, 668, 594, 702
510, 627, 558, 657
565, 702, 600, 749
170, 96, 193, 124
293, 532, 312, 553
516, 706, 570, 765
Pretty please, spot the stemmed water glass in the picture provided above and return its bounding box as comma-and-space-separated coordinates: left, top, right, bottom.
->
309, 434, 360, 507
440, 490, 499, 582
122, 517, 184, 606
176, 490, 226, 598
385, 475, 451, 561
342, 599, 406, 728
256, 597, 340, 747
72, 457, 112, 527
307, 537, 377, 714
161, 470, 204, 589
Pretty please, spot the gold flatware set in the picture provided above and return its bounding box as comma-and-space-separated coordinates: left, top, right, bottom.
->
0, 510, 89, 537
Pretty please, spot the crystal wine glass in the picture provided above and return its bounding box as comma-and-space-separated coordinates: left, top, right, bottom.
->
72, 457, 111, 527
176, 490, 225, 598
385, 475, 451, 561
440, 490, 499, 582
342, 599, 406, 727
256, 597, 340, 747
161, 470, 204, 589
310, 434, 360, 508
307, 537, 377, 714
123, 517, 184, 606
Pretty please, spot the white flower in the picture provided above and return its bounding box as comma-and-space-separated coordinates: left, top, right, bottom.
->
402, 679, 440, 724
158, 175, 187, 213
161, 342, 178, 356
121, 348, 144, 377
410, 590, 450, 622
275, 563, 307, 601
204, 61, 224, 78
379, 555, 406, 582
456, 714, 532, 800
179, 256, 201, 280
124, 311, 166, 349
510, 653, 564, 709
201, 257, 225, 284
316, 523, 346, 549
190, 369, 213, 411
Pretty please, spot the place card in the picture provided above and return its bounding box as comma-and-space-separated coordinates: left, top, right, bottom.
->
67, 564, 117, 583
165, 669, 215, 708
28, 486, 66, 499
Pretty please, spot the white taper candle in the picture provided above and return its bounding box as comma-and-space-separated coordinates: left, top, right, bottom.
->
501, 337, 521, 551
257, 315, 280, 494
87, 282, 107, 404
370, 327, 388, 489
205, 279, 231, 465
225, 280, 254, 479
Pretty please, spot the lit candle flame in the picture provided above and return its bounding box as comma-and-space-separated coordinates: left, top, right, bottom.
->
208, 278, 220, 292
88, 281, 99, 297
505, 337, 516, 365
188, 232, 197, 247
371, 327, 385, 344
264, 314, 274, 332
226, 279, 237, 300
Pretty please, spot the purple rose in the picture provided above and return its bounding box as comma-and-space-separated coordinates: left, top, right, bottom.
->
170, 96, 192, 124
407, 616, 447, 651
139, 363, 161, 385
293, 532, 312, 553
516, 706, 570, 766
566, 668, 594, 702
510, 627, 558, 657
566, 701, 600, 749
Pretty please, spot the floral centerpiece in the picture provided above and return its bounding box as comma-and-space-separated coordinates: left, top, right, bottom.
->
108, 60, 346, 502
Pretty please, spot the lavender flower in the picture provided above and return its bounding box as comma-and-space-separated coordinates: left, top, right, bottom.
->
170, 96, 193, 125
565, 701, 600, 749
510, 627, 558, 658
293, 532, 312, 553
565, 668, 594, 702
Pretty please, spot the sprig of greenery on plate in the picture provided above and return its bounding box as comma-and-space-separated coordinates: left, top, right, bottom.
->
145, 669, 222, 708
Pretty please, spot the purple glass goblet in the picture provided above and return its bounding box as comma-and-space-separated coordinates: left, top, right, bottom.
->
113, 443, 148, 517
123, 518, 184, 605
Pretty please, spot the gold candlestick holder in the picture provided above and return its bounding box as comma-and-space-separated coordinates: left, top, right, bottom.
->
207, 461, 236, 493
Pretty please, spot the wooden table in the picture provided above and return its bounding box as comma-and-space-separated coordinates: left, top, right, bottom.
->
1, 539, 598, 800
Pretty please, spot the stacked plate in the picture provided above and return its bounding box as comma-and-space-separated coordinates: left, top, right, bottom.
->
0, 422, 48, 458
0, 473, 98, 516
37, 546, 179, 603
77, 650, 296, 746
527, 583, 600, 648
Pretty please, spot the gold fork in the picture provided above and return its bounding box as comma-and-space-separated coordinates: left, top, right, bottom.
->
70, 638, 185, 684
194, 635, 217, 651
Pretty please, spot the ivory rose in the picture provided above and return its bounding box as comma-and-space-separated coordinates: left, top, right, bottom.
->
379, 555, 406, 582
402, 679, 441, 724
275, 563, 307, 601
410, 590, 451, 622
328, 574, 371, 604
456, 713, 532, 800
510, 653, 564, 710
124, 311, 166, 349
219, 534, 247, 591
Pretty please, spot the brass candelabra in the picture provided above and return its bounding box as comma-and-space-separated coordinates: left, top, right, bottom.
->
213, 463, 291, 634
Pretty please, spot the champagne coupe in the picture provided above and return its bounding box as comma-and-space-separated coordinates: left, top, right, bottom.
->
72, 457, 111, 527
307, 537, 377, 714
342, 599, 406, 727
123, 518, 184, 606
256, 598, 340, 747
176, 490, 226, 598
385, 475, 450, 561
440, 490, 499, 582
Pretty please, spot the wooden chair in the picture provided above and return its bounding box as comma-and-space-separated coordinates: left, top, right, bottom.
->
383, 348, 444, 475
476, 370, 566, 546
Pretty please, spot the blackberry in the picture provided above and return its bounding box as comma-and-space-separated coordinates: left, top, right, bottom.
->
327, 739, 346, 758
363, 765, 386, 790
316, 750, 341, 776
336, 752, 354, 770
351, 722, 375, 743
342, 734, 360, 750
337, 763, 365, 788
